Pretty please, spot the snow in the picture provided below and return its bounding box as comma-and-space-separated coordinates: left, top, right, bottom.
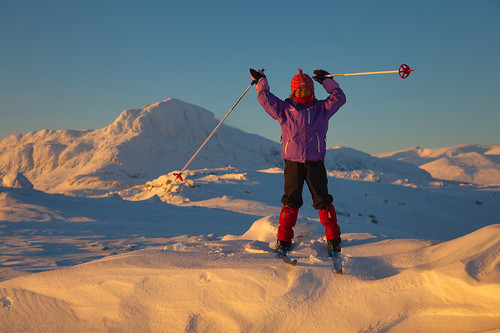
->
377, 144, 500, 186
0, 98, 282, 196
1, 172, 33, 189
1, 98, 499, 332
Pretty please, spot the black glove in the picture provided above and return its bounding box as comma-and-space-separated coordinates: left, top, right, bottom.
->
313, 69, 330, 84
249, 68, 266, 84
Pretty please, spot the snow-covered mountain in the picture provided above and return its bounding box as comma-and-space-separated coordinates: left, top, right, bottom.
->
377, 144, 500, 186
324, 146, 433, 186
1, 97, 498, 197
0, 98, 282, 195
0, 97, 437, 196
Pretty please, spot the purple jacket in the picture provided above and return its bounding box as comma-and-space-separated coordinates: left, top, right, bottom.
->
256, 77, 346, 163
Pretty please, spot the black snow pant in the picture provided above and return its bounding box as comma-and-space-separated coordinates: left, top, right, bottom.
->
281, 160, 333, 210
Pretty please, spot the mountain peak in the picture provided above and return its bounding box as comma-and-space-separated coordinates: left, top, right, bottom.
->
105, 97, 217, 142
0, 98, 282, 194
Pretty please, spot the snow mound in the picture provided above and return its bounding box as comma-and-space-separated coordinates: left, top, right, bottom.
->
121, 167, 281, 217
377, 144, 500, 186
418, 224, 500, 283
1, 172, 33, 189
223, 215, 278, 243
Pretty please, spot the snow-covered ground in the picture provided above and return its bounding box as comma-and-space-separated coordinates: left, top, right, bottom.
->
1, 98, 499, 332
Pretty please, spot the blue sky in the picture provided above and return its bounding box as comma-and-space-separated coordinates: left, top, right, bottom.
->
1, 0, 499, 155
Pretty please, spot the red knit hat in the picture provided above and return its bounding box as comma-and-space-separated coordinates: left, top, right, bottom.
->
290, 68, 315, 95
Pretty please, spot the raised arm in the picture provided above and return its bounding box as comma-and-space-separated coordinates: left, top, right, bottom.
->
250, 68, 288, 123
314, 69, 347, 118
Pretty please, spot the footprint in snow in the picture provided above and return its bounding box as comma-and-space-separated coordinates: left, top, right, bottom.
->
0, 297, 12, 310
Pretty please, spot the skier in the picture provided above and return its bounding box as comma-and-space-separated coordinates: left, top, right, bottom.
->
249, 67, 346, 264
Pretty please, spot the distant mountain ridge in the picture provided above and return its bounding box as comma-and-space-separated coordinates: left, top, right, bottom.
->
376, 144, 500, 186
324, 146, 433, 186
0, 98, 498, 195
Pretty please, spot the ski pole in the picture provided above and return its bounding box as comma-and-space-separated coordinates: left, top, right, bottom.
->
173, 81, 255, 182
326, 64, 413, 79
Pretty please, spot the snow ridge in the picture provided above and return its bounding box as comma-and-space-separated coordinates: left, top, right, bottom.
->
377, 144, 500, 186
325, 146, 433, 186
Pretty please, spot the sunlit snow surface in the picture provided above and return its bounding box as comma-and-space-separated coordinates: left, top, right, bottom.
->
1, 166, 499, 332
0, 99, 499, 331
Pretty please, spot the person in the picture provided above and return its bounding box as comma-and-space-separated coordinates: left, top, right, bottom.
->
249, 67, 346, 266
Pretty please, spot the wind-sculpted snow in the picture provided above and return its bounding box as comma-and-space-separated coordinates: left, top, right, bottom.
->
1, 215, 499, 332
0, 167, 499, 332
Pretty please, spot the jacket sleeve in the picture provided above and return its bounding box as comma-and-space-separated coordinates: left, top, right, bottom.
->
256, 78, 287, 123
320, 78, 346, 118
